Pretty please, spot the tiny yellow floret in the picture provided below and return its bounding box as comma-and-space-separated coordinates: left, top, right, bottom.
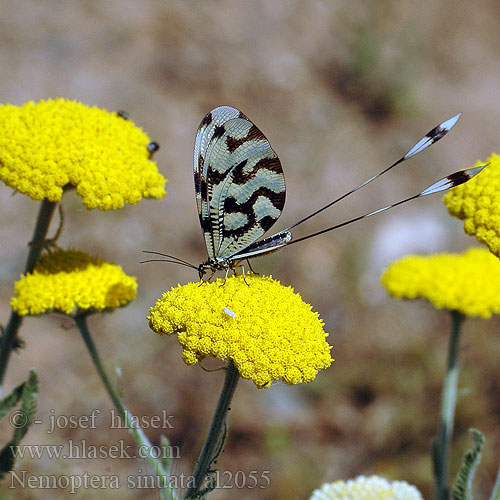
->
381, 247, 500, 318
148, 274, 333, 388
309, 476, 423, 500
0, 99, 166, 209
443, 155, 500, 255
11, 248, 137, 316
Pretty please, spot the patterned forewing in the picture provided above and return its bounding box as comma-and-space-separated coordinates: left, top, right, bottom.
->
194, 108, 285, 260
205, 117, 285, 258
194, 106, 243, 258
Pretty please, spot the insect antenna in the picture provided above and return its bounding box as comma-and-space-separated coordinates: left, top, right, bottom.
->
287, 165, 485, 247
139, 258, 199, 269
140, 250, 198, 269
285, 113, 462, 232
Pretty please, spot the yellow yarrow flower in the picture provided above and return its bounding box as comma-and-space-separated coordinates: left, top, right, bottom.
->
443, 155, 499, 255
381, 247, 500, 318
309, 476, 423, 500
0, 99, 166, 209
11, 248, 137, 316
148, 274, 333, 389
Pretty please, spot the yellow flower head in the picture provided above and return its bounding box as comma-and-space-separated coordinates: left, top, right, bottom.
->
11, 248, 137, 316
0, 99, 166, 209
148, 274, 333, 388
309, 476, 423, 500
381, 247, 500, 318
443, 155, 499, 255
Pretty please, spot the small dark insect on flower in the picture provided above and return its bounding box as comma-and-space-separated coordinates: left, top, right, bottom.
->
116, 109, 130, 120
147, 141, 160, 155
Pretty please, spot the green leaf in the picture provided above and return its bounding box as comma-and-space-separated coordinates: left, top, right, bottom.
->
0, 381, 25, 421
14, 370, 38, 443
452, 429, 486, 500
0, 370, 39, 480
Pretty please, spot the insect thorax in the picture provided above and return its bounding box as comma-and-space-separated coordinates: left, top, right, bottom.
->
197, 230, 293, 280
197, 257, 240, 280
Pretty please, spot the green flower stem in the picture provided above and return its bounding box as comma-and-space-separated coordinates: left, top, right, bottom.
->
433, 310, 465, 500
25, 199, 58, 273
0, 199, 58, 391
184, 361, 240, 500
490, 464, 500, 500
74, 314, 175, 500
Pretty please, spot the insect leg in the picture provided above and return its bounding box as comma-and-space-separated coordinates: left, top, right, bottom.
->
241, 265, 250, 286
246, 259, 258, 275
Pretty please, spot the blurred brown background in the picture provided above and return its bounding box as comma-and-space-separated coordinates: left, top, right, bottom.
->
0, 1, 499, 499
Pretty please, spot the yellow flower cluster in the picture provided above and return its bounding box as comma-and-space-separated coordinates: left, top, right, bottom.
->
0, 99, 166, 209
381, 247, 500, 318
443, 155, 499, 255
148, 274, 333, 388
309, 476, 423, 500
11, 248, 137, 316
